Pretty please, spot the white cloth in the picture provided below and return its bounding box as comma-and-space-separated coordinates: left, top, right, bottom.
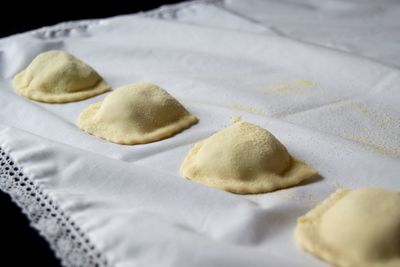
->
1, 1, 400, 267
222, 0, 400, 68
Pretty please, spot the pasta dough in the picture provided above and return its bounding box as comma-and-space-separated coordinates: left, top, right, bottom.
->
77, 82, 198, 144
180, 121, 317, 194
13, 50, 110, 103
295, 187, 400, 267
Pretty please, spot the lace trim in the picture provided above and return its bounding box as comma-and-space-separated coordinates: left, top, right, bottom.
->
30, 20, 101, 40
0, 146, 109, 267
143, 0, 224, 20
28, 0, 224, 40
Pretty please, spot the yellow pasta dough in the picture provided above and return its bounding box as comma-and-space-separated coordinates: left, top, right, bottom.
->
295, 187, 400, 267
180, 121, 317, 194
13, 50, 110, 103
77, 82, 198, 144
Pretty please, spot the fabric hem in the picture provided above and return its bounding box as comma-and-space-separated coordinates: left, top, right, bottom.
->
0, 145, 110, 267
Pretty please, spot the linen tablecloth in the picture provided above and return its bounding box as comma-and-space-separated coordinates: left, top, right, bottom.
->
1, 1, 399, 266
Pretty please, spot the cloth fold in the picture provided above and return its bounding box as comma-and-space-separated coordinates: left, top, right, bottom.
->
0, 1, 399, 266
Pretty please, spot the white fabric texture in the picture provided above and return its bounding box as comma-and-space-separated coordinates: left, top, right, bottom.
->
1, 1, 400, 266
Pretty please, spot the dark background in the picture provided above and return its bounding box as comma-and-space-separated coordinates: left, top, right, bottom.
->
0, 1, 186, 37
0, 1, 185, 265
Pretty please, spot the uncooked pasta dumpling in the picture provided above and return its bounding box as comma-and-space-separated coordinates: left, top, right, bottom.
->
180, 121, 317, 194
13, 50, 111, 103
295, 187, 400, 267
77, 82, 198, 144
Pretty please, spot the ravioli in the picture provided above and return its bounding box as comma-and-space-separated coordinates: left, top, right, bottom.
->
180, 121, 317, 194
13, 50, 110, 103
295, 187, 400, 267
77, 82, 198, 144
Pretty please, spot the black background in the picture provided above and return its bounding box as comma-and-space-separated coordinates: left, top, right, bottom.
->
0, 1, 186, 37
0, 1, 186, 265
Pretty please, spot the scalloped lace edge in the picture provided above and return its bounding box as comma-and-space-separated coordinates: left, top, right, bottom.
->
144, 0, 224, 19
26, 0, 224, 40
0, 145, 110, 267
